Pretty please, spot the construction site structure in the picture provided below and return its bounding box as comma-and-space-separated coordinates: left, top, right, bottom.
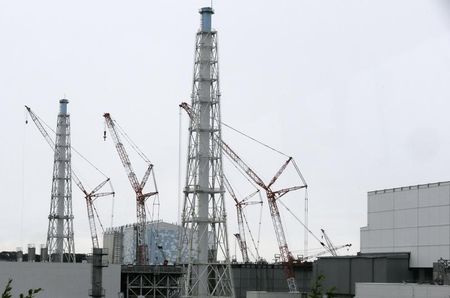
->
26, 105, 114, 253
178, 7, 234, 298
223, 176, 261, 263
180, 99, 306, 292
89, 248, 109, 298
46, 99, 75, 263
104, 113, 158, 265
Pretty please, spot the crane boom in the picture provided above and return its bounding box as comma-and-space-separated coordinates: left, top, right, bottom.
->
223, 176, 250, 263
25, 106, 114, 249
180, 102, 306, 292
302, 243, 352, 261
321, 229, 338, 256
103, 112, 157, 265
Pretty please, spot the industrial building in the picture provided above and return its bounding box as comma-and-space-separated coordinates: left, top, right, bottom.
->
355, 283, 450, 298
0, 262, 121, 298
103, 221, 184, 265
3, 3, 449, 298
361, 181, 450, 269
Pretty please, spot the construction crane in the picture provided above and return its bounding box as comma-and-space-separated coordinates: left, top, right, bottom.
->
180, 102, 306, 293
103, 113, 158, 265
25, 106, 114, 249
302, 243, 352, 261
321, 229, 342, 257
223, 175, 261, 263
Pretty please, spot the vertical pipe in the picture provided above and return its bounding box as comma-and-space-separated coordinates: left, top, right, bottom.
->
56, 99, 69, 262
197, 7, 214, 295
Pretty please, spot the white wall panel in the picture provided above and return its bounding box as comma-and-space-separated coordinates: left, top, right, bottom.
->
394, 209, 417, 228
418, 206, 450, 226
362, 182, 450, 268
368, 192, 394, 212
394, 189, 418, 210
355, 283, 450, 298
419, 184, 450, 207
0, 263, 121, 298
360, 229, 369, 250
418, 226, 450, 246
417, 245, 450, 267
368, 211, 393, 229
403, 246, 419, 267
367, 229, 393, 248
394, 228, 417, 247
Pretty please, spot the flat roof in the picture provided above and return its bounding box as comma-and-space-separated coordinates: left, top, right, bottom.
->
368, 181, 450, 195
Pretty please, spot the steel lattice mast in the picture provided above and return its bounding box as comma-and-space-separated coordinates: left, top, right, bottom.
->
46, 99, 75, 263
26, 105, 114, 252
103, 113, 157, 265
179, 7, 234, 298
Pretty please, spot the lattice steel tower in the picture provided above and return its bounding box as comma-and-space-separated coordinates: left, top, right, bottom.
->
179, 7, 234, 298
46, 99, 75, 263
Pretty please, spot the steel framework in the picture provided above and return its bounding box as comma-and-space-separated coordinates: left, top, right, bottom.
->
46, 99, 75, 263
26, 105, 114, 252
122, 266, 183, 298
104, 113, 157, 265
180, 102, 305, 292
178, 7, 234, 298
223, 176, 261, 263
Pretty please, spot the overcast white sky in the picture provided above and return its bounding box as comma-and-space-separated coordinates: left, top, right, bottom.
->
1, 0, 450, 261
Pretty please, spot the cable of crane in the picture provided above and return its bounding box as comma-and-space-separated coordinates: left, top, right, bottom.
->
151, 167, 159, 194
220, 123, 308, 189
277, 198, 326, 249
20, 111, 28, 247
242, 210, 257, 261
221, 122, 290, 158
92, 203, 105, 233
31, 110, 109, 179
242, 204, 261, 261
292, 159, 308, 187
223, 153, 260, 190
256, 191, 263, 255
113, 119, 151, 164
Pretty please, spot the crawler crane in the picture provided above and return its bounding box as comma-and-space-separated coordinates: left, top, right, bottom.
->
103, 113, 158, 265
180, 102, 307, 292
223, 175, 261, 263
25, 106, 114, 249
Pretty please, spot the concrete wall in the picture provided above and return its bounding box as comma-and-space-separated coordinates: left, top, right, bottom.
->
246, 291, 304, 298
355, 283, 450, 298
361, 181, 450, 268
0, 262, 121, 298
232, 263, 312, 298
313, 253, 411, 297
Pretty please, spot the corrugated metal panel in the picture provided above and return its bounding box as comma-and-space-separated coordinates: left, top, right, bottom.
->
394, 227, 417, 247
418, 205, 450, 226
367, 229, 393, 248
360, 229, 369, 250
394, 209, 417, 228
418, 183, 450, 207
418, 226, 450, 246
394, 189, 418, 210
361, 181, 450, 268
368, 211, 393, 229
368, 191, 394, 212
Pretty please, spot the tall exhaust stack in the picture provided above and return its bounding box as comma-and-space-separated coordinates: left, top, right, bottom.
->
46, 99, 75, 263
179, 7, 234, 298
